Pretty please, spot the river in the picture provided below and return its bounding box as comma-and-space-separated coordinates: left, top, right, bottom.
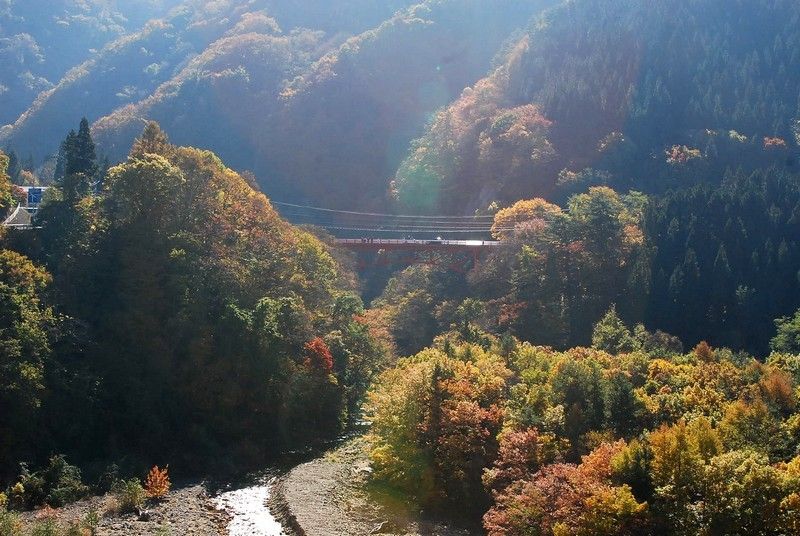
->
213, 476, 286, 536
212, 427, 368, 535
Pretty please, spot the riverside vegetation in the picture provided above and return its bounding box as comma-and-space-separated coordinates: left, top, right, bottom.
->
366, 318, 800, 535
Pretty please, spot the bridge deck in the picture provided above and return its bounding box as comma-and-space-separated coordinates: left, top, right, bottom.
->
333, 238, 502, 251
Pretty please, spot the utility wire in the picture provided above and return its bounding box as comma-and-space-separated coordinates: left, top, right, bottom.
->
280, 216, 493, 228
282, 214, 497, 231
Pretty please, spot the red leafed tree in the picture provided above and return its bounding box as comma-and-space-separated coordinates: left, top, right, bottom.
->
304, 337, 333, 373
483, 428, 561, 494
484, 445, 646, 536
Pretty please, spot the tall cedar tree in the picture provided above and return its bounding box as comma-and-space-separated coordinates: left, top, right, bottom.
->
59, 118, 98, 201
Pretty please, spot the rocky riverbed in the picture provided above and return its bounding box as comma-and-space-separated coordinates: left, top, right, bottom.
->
18, 484, 228, 535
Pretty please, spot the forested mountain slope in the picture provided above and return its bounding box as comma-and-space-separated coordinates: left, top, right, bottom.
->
0, 0, 418, 162
1, 1, 311, 163
262, 0, 554, 209
90, 18, 324, 172
252, 0, 416, 34
395, 0, 800, 213
1, 0, 550, 210
0, 122, 386, 482
0, 0, 184, 125
91, 0, 552, 209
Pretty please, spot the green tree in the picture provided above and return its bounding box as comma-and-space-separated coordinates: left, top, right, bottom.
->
592, 306, 638, 354
454, 298, 486, 339
58, 118, 98, 202
719, 398, 788, 460
604, 371, 643, 436
0, 250, 57, 480
366, 353, 440, 501
130, 121, 173, 158
67, 118, 98, 178
550, 357, 605, 457
611, 439, 654, 502
391, 289, 437, 356
701, 450, 784, 535
771, 309, 800, 354
5, 150, 20, 182
0, 151, 13, 214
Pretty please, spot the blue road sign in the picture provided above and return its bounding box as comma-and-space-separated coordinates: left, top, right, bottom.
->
28, 188, 43, 206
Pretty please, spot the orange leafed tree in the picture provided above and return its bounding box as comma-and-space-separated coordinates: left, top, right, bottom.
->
666, 145, 702, 164
693, 341, 715, 363
491, 198, 562, 239
144, 465, 171, 499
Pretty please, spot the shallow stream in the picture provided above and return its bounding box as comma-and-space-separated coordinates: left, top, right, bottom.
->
213, 476, 286, 536
211, 426, 366, 535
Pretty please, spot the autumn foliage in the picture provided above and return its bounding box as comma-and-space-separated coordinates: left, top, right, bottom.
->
0, 120, 389, 485
143, 465, 170, 499
693, 341, 715, 363
304, 337, 334, 373
491, 198, 562, 240
367, 323, 800, 534
485, 187, 646, 348
665, 144, 702, 164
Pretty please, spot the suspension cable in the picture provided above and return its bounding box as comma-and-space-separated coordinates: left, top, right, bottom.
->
272, 201, 494, 219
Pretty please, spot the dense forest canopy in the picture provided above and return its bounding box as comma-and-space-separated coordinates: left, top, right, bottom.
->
0, 121, 386, 492
367, 332, 800, 535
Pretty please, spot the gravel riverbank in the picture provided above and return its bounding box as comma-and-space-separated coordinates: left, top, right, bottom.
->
268, 438, 479, 536
18, 484, 228, 535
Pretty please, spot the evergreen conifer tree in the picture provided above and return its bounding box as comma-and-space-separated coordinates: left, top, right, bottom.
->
68, 118, 98, 178
592, 305, 638, 354
57, 130, 77, 190
59, 118, 98, 201
130, 121, 172, 158
0, 152, 13, 213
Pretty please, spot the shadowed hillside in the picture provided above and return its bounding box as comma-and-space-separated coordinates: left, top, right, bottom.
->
395, 0, 800, 213
0, 0, 184, 124
92, 0, 554, 209
0, 0, 418, 162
